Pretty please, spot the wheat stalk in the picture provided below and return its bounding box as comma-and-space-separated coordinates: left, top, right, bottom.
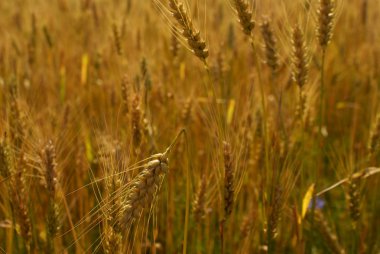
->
312, 210, 345, 254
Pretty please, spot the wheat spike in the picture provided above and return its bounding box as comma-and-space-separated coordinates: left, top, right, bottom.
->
169, 0, 209, 62
368, 112, 380, 157
233, 0, 255, 36
317, 0, 335, 49
122, 154, 168, 226
347, 173, 361, 225
267, 186, 283, 245
112, 23, 122, 56
131, 93, 142, 150
291, 25, 309, 89
193, 175, 207, 221
103, 172, 123, 254
223, 141, 234, 219
0, 138, 12, 179
121, 74, 130, 114
260, 19, 279, 74
170, 29, 180, 60
42, 141, 61, 253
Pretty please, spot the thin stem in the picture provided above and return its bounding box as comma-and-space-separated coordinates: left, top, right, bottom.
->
220, 219, 225, 254
319, 49, 327, 138
182, 130, 191, 254
308, 47, 327, 254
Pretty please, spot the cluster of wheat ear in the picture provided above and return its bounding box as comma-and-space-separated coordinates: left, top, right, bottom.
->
1, 0, 380, 253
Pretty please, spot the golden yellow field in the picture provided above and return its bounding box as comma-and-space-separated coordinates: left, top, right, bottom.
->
0, 0, 380, 253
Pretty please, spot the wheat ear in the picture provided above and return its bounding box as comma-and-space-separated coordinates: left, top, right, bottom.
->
169, 0, 209, 63
368, 112, 380, 158
131, 93, 142, 150
317, 0, 336, 49
223, 141, 234, 220
291, 25, 309, 89
122, 130, 184, 227
193, 175, 207, 221
42, 141, 61, 253
260, 19, 279, 75
233, 0, 255, 36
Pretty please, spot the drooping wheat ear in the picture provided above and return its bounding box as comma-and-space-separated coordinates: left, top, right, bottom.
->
233, 0, 255, 36
223, 141, 234, 220
112, 23, 122, 56
121, 74, 129, 114
347, 172, 362, 226
42, 141, 61, 252
260, 19, 279, 74
168, 0, 209, 63
122, 152, 169, 227
317, 0, 336, 49
313, 210, 345, 254
131, 93, 142, 149
193, 175, 207, 221
291, 25, 309, 89
368, 113, 380, 157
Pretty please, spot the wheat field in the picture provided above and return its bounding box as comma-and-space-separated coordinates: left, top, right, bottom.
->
0, 0, 380, 253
